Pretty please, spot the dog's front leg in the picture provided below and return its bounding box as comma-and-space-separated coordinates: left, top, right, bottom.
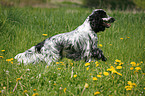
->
84, 41, 93, 62
93, 48, 107, 61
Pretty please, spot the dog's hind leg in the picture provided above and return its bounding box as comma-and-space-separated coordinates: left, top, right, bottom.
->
14, 46, 43, 64
41, 45, 62, 65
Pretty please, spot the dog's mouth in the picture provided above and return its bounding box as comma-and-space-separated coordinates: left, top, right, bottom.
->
102, 22, 111, 28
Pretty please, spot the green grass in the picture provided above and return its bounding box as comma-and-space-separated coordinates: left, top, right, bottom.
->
0, 7, 145, 96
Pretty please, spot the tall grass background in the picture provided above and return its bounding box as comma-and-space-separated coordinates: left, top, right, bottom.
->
0, 6, 144, 96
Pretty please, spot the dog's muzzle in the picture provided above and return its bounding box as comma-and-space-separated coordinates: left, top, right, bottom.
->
102, 15, 115, 28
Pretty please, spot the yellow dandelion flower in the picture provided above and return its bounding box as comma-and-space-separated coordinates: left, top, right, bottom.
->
85, 62, 90, 66
136, 63, 140, 66
24, 90, 28, 93
130, 67, 134, 70
130, 62, 136, 64
144, 88, 145, 90
107, 66, 117, 73
33, 89, 37, 91
120, 38, 123, 40
11, 61, 13, 64
125, 85, 133, 91
126, 88, 132, 91
114, 62, 118, 65
53, 83, 56, 85
32, 93, 39, 96
84, 83, 89, 88
1, 50, 5, 52
70, 63, 73, 66
130, 62, 136, 66
16, 78, 21, 82
125, 86, 130, 89
97, 75, 102, 78
111, 69, 117, 73
94, 91, 100, 95
110, 66, 115, 69
119, 62, 124, 65
103, 72, 109, 76
127, 81, 132, 86
115, 59, 121, 63
42, 34, 47, 36
92, 77, 97, 81
96, 64, 99, 67
99, 44, 103, 47
127, 37, 130, 38
132, 83, 137, 87
99, 72, 102, 74
109, 44, 112, 46
73, 75, 77, 78
57, 68, 61, 70
10, 58, 13, 60
0, 56, 3, 58
6, 59, 11, 62
107, 68, 112, 71
95, 61, 99, 64
0, 91, 1, 93
140, 61, 143, 63
64, 88, 67, 93
116, 66, 122, 69
135, 67, 141, 70
56, 62, 59, 64
125, 81, 137, 91
86, 67, 89, 70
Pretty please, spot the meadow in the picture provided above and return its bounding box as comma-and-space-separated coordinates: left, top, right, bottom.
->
0, 6, 145, 96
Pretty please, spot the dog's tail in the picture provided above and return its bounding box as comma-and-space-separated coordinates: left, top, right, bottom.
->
14, 46, 44, 64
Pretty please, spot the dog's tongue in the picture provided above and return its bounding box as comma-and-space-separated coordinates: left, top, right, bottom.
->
106, 23, 111, 27
103, 22, 111, 28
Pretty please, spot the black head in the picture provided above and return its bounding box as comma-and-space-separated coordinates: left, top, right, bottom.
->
89, 9, 115, 33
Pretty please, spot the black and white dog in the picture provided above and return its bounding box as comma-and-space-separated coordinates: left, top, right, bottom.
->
15, 9, 115, 65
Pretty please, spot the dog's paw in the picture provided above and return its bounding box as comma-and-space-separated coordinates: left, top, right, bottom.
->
102, 56, 107, 61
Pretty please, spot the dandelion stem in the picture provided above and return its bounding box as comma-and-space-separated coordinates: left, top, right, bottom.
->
67, 90, 75, 96
7, 76, 9, 94
81, 87, 86, 96
19, 81, 24, 90
25, 93, 29, 96
71, 67, 74, 78
13, 82, 18, 92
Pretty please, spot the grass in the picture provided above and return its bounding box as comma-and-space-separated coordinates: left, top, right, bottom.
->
0, 6, 145, 96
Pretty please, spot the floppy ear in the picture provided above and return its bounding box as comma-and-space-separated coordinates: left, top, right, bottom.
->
89, 11, 106, 33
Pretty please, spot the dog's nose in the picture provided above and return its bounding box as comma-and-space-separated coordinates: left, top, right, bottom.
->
109, 17, 115, 23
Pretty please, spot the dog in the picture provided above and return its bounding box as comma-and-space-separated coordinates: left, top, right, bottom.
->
14, 9, 115, 65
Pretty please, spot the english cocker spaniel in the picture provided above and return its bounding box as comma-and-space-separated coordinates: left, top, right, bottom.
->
15, 9, 115, 65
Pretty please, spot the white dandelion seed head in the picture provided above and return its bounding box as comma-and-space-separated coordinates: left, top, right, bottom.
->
26, 69, 30, 71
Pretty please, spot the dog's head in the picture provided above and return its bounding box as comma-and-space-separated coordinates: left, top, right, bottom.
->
89, 9, 115, 33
